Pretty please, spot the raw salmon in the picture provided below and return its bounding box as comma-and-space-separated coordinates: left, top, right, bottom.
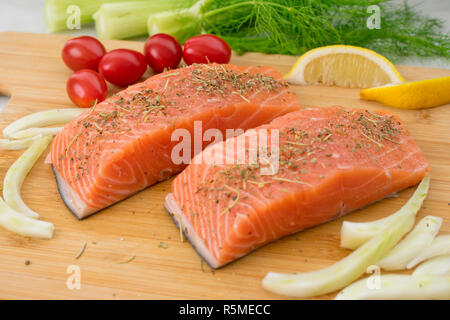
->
51, 64, 301, 218
165, 107, 430, 268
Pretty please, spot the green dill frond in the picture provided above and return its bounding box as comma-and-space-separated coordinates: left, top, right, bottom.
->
195, 0, 449, 61
332, 1, 450, 61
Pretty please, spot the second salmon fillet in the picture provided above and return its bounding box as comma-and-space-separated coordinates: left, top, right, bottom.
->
51, 64, 301, 218
165, 107, 430, 268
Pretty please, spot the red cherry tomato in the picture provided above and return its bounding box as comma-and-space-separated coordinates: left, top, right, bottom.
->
144, 33, 182, 73
183, 34, 231, 65
62, 36, 106, 71
99, 49, 147, 87
66, 69, 107, 108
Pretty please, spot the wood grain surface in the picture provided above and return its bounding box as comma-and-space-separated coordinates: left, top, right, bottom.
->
0, 32, 448, 300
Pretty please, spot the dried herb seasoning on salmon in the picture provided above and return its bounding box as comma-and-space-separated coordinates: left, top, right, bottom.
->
165, 107, 430, 269
51, 63, 301, 218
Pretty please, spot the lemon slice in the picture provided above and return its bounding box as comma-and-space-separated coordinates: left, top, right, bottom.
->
361, 76, 450, 109
285, 45, 404, 88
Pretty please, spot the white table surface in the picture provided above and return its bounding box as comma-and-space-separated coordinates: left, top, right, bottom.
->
0, 0, 449, 111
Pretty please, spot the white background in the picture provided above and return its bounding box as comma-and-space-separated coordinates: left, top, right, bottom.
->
0, 0, 449, 111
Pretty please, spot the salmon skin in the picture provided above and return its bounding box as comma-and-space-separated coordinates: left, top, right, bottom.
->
165, 107, 430, 269
51, 64, 301, 219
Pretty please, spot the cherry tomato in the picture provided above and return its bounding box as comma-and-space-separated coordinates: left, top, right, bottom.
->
62, 36, 106, 71
66, 69, 107, 108
144, 33, 182, 73
183, 34, 231, 65
99, 49, 147, 87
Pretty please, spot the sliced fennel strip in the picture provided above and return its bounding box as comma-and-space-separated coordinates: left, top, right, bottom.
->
3, 135, 53, 218
340, 182, 432, 250
262, 176, 429, 298
335, 274, 450, 300
407, 234, 450, 269
0, 135, 43, 150
9, 127, 63, 139
377, 215, 442, 271
0, 196, 54, 239
2, 108, 83, 138
412, 255, 450, 277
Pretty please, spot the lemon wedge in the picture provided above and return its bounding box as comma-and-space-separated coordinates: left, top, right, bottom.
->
285, 45, 404, 88
361, 76, 450, 109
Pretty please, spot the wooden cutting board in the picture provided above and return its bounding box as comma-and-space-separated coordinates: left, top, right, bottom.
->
0, 32, 448, 300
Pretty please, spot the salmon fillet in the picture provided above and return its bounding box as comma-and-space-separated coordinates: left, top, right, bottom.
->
51, 64, 301, 218
165, 107, 430, 268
